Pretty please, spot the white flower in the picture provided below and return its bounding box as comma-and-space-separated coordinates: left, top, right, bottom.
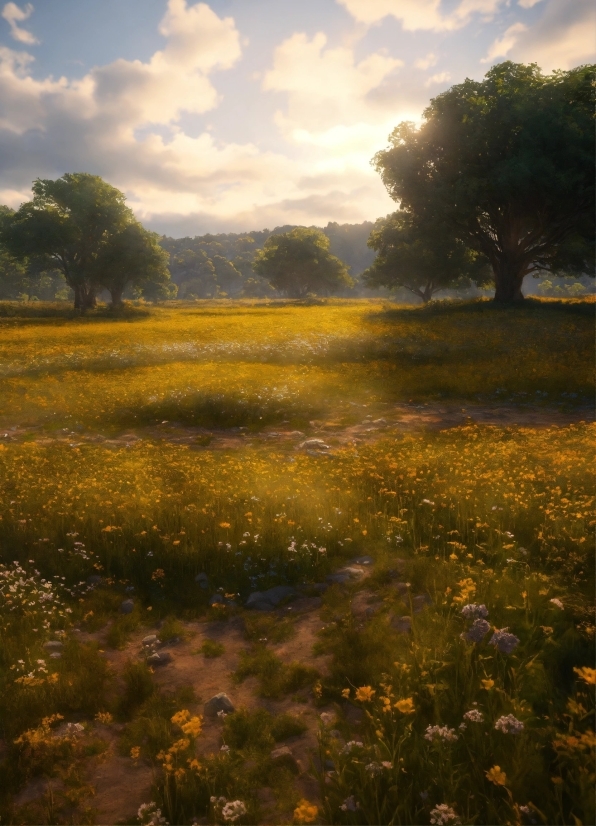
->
365, 761, 382, 775
340, 740, 363, 754
220, 744, 230, 753
382, 761, 393, 769
463, 709, 484, 723
221, 800, 247, 822
424, 725, 458, 743
137, 802, 167, 825
494, 714, 524, 734
340, 796, 358, 812
461, 603, 488, 619
430, 803, 460, 825
549, 598, 564, 609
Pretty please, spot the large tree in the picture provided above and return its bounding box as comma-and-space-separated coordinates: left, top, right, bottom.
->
373, 62, 595, 302
364, 210, 491, 302
1, 173, 156, 310
253, 227, 352, 298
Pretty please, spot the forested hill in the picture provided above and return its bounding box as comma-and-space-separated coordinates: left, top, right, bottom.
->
159, 221, 376, 299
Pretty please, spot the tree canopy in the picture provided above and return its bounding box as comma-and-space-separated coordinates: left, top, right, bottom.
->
252, 227, 352, 298
373, 62, 595, 302
1, 173, 174, 309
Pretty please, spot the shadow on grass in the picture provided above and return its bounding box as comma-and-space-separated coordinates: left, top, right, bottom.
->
371, 295, 595, 323
0, 301, 151, 322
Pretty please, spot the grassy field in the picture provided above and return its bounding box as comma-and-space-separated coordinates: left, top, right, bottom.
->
0, 298, 594, 825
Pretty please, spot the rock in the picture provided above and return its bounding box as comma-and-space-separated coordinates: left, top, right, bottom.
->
49, 652, 62, 659
147, 652, 173, 667
86, 575, 102, 585
209, 594, 226, 606
204, 693, 235, 718
195, 573, 209, 589
287, 431, 305, 437
120, 599, 134, 614
342, 703, 364, 727
352, 555, 374, 566
412, 594, 432, 613
392, 582, 410, 596
245, 585, 297, 611
391, 615, 412, 634
351, 591, 382, 619
373, 418, 387, 425
313, 582, 329, 593
324, 758, 336, 771
326, 566, 365, 585
43, 640, 63, 650
270, 746, 300, 774
298, 438, 330, 451
142, 634, 158, 646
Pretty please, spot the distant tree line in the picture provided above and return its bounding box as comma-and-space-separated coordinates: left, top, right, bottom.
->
0, 62, 592, 309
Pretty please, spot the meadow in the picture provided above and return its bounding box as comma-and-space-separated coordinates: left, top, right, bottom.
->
0, 298, 594, 826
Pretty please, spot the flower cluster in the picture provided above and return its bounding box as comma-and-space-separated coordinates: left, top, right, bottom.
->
494, 714, 524, 734
171, 709, 203, 738
210, 797, 247, 823
340, 796, 358, 812
461, 603, 488, 619
463, 709, 484, 723
461, 618, 491, 643
424, 726, 458, 743
340, 740, 364, 755
430, 804, 460, 825
137, 802, 168, 825
489, 628, 520, 654
293, 799, 318, 824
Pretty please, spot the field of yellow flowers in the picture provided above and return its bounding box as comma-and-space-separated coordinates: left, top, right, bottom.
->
0, 298, 594, 825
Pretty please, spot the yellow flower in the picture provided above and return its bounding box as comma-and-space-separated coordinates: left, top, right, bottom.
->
341, 688, 351, 699
171, 709, 191, 726
219, 522, 231, 528
486, 765, 507, 786
130, 746, 141, 761
293, 800, 318, 824
95, 711, 113, 725
181, 716, 203, 737
573, 666, 596, 685
394, 697, 415, 714
313, 681, 322, 699
355, 685, 375, 702
481, 678, 495, 690
187, 758, 202, 772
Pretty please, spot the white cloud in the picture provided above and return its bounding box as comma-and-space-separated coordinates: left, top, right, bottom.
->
508, 0, 596, 70
518, 0, 543, 8
424, 71, 451, 86
481, 22, 527, 62
415, 53, 438, 69
336, 0, 506, 31
1, 2, 38, 45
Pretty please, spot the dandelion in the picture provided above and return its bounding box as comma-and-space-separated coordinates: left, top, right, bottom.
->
489, 628, 520, 654
574, 666, 596, 684
461, 603, 488, 619
340, 796, 358, 812
486, 765, 507, 785
463, 709, 484, 723
481, 678, 495, 690
424, 725, 458, 743
221, 800, 246, 822
394, 697, 415, 714
461, 618, 490, 643
495, 714, 524, 734
355, 685, 375, 702
429, 803, 460, 824
293, 799, 318, 824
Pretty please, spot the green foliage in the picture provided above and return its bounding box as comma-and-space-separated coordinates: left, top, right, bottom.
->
374, 62, 596, 302
223, 708, 307, 752
233, 647, 319, 699
253, 227, 353, 298
364, 210, 491, 302
200, 638, 225, 658
158, 616, 185, 643
117, 661, 156, 720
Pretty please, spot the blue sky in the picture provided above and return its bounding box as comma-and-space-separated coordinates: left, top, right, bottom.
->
0, 0, 593, 236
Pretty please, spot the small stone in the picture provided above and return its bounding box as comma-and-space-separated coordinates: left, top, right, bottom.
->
142, 634, 158, 646
327, 566, 365, 585
147, 652, 173, 667
43, 640, 63, 650
270, 746, 300, 774
392, 582, 410, 596
313, 582, 329, 593
120, 599, 134, 614
391, 615, 412, 634
245, 585, 297, 610
49, 652, 62, 659
209, 594, 225, 606
204, 693, 235, 718
298, 438, 330, 450
351, 591, 382, 619
195, 573, 209, 589
412, 594, 431, 613
373, 418, 387, 425
352, 556, 374, 566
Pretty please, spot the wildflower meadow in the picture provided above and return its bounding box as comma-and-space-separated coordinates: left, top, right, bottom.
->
0, 298, 594, 825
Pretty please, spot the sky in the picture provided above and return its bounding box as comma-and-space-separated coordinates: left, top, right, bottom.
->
0, 0, 593, 237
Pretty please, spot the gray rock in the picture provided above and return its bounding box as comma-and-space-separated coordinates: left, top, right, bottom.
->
209, 594, 226, 606
142, 634, 158, 646
392, 581, 410, 596
204, 693, 235, 718
326, 566, 365, 585
313, 582, 329, 593
351, 591, 382, 619
343, 703, 364, 726
43, 640, 63, 650
147, 652, 173, 667
352, 556, 374, 566
49, 652, 62, 659
412, 594, 432, 613
245, 585, 297, 610
120, 599, 134, 614
270, 746, 300, 774
195, 573, 209, 589
391, 615, 412, 634
298, 438, 330, 450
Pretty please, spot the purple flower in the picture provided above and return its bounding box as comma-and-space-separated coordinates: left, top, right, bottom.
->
461, 603, 488, 619
489, 628, 520, 654
461, 618, 490, 643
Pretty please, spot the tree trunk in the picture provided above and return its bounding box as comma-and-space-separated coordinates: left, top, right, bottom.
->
492, 259, 525, 303
110, 285, 124, 307
74, 283, 97, 312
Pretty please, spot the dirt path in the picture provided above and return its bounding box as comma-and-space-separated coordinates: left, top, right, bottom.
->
2, 402, 593, 452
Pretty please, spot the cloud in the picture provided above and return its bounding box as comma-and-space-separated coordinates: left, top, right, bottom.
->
336, 0, 506, 31
424, 71, 451, 86
518, 0, 543, 7
1, 2, 38, 45
481, 22, 527, 62
507, 0, 596, 70
415, 53, 438, 70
